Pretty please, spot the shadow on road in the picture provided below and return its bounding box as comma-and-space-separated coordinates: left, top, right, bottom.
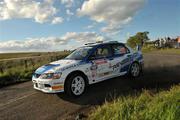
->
57, 65, 180, 105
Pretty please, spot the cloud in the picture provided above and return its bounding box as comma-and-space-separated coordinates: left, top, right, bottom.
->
0, 37, 67, 52
0, 0, 62, 24
66, 9, 74, 16
86, 25, 94, 29
77, 0, 145, 34
61, 0, 74, 8
52, 17, 64, 24
66, 9, 74, 21
62, 32, 108, 43
0, 32, 109, 52
85, 22, 97, 29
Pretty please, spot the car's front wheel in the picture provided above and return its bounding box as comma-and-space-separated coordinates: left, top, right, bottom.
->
65, 73, 86, 97
129, 62, 141, 77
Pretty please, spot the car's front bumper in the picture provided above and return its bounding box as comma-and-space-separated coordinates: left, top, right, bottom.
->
32, 78, 64, 93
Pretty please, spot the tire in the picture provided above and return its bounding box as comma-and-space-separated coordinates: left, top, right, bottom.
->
129, 62, 141, 78
65, 73, 86, 97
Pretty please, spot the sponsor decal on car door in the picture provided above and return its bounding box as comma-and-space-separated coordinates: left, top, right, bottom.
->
91, 59, 112, 79
109, 56, 124, 75
110, 44, 132, 74
89, 45, 114, 81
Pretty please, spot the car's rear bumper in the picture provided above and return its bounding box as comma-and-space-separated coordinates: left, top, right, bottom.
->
32, 79, 64, 93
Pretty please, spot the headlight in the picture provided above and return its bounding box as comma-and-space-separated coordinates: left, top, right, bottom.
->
39, 72, 62, 79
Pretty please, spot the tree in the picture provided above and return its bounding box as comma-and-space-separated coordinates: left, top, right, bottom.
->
127, 31, 149, 48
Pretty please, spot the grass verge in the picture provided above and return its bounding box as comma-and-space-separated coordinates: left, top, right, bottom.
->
142, 46, 180, 54
0, 52, 70, 87
89, 85, 180, 120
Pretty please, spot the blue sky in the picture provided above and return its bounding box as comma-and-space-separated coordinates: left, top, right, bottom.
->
121, 0, 180, 40
0, 0, 179, 52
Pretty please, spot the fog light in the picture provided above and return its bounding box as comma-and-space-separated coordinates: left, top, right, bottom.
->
52, 85, 63, 90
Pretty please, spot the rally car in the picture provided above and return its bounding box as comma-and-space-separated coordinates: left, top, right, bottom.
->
32, 41, 143, 96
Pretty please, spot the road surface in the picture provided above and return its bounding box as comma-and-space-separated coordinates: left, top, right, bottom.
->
0, 54, 180, 120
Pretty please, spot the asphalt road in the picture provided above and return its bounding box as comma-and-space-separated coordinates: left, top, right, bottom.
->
0, 54, 180, 120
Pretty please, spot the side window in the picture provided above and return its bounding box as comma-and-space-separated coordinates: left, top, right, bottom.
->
90, 46, 111, 59
112, 44, 130, 55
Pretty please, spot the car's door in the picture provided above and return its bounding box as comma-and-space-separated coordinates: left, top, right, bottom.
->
89, 45, 113, 82
110, 44, 132, 76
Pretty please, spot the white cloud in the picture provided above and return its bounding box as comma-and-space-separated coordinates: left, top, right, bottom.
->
66, 9, 74, 21
0, 32, 109, 52
52, 17, 64, 24
62, 32, 107, 43
86, 25, 94, 29
66, 9, 74, 16
77, 0, 145, 34
0, 37, 67, 52
0, 0, 62, 24
85, 22, 96, 29
61, 0, 74, 8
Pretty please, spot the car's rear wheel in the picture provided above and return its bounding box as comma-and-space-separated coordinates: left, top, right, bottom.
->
129, 62, 141, 77
65, 73, 86, 97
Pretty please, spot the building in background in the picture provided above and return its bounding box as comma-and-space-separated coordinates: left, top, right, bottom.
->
178, 37, 180, 48
146, 36, 180, 49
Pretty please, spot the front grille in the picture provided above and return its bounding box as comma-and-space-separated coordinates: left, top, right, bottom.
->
33, 73, 41, 78
44, 84, 51, 88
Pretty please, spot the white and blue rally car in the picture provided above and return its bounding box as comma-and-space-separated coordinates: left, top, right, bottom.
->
32, 41, 143, 96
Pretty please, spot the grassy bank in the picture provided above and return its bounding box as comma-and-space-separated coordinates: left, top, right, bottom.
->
148, 48, 180, 55
142, 45, 180, 54
0, 52, 44, 60
89, 85, 180, 120
0, 51, 70, 87
0, 51, 70, 60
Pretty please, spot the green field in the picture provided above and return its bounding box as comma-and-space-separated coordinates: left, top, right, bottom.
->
142, 46, 180, 54
147, 48, 180, 55
0, 51, 70, 87
0, 51, 70, 60
0, 52, 43, 60
89, 85, 180, 120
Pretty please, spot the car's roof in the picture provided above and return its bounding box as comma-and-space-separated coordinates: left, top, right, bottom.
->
85, 41, 125, 48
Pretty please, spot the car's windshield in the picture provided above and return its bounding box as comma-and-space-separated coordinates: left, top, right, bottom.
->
65, 46, 93, 60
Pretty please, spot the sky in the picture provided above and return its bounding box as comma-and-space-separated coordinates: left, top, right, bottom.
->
0, 0, 179, 53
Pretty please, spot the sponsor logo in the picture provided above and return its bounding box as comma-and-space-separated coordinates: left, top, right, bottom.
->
93, 59, 107, 65
109, 62, 121, 71
90, 63, 98, 78
61, 63, 80, 71
90, 64, 98, 70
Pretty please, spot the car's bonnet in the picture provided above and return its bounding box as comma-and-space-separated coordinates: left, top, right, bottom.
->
35, 59, 79, 74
